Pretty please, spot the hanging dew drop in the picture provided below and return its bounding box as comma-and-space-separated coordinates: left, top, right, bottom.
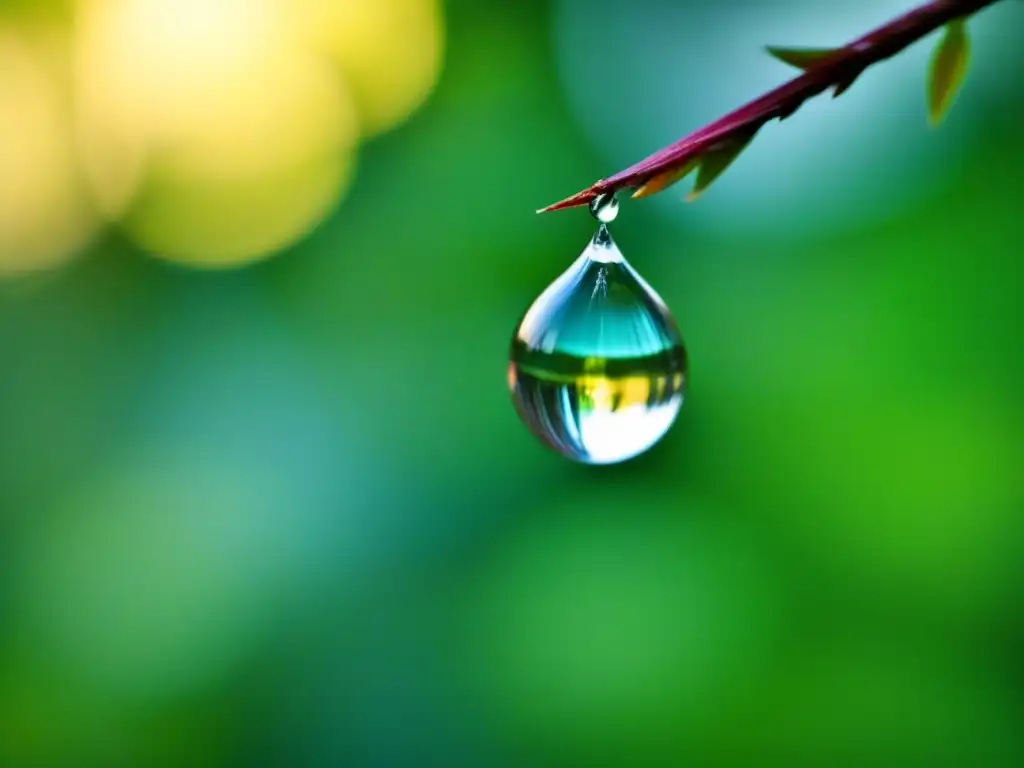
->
509, 196, 687, 465
589, 192, 620, 224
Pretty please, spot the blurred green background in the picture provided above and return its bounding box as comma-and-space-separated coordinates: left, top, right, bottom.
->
1, 0, 1023, 765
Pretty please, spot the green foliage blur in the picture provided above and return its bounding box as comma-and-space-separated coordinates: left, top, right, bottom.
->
1, 0, 1023, 766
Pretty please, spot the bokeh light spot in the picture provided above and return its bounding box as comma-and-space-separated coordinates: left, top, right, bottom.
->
296, 0, 445, 138
74, 0, 360, 267
123, 138, 353, 268
0, 25, 98, 276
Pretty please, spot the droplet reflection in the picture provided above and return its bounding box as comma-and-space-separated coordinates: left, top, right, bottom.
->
589, 192, 619, 224
509, 225, 686, 464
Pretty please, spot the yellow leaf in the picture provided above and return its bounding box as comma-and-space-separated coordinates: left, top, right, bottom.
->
632, 157, 700, 199
686, 137, 753, 202
765, 46, 840, 70
928, 19, 970, 126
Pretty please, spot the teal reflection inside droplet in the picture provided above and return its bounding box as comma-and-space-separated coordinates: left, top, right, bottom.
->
509, 227, 687, 464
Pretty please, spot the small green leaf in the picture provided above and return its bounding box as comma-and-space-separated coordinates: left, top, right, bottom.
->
928, 19, 970, 125
687, 136, 754, 202
632, 157, 700, 199
765, 46, 840, 70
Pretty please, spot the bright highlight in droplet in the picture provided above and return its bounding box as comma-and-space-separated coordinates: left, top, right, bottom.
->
509, 224, 687, 464
590, 192, 620, 223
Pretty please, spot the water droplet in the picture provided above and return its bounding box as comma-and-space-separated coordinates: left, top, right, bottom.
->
508, 225, 687, 465
589, 192, 619, 223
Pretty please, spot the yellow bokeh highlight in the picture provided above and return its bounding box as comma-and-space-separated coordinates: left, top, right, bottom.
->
295, 0, 444, 138
74, 0, 360, 267
0, 0, 444, 273
126, 152, 351, 268
0, 25, 98, 276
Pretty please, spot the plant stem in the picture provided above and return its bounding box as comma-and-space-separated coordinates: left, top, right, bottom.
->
539, 0, 1004, 213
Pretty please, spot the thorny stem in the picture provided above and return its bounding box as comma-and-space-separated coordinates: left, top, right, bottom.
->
539, 0, 1004, 213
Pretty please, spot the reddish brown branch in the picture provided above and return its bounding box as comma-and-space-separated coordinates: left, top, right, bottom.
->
539, 0, 1002, 213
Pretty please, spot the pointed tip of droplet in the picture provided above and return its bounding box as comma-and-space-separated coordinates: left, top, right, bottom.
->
586, 224, 627, 264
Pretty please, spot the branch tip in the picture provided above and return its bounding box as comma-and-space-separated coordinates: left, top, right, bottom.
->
537, 0, 1002, 213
